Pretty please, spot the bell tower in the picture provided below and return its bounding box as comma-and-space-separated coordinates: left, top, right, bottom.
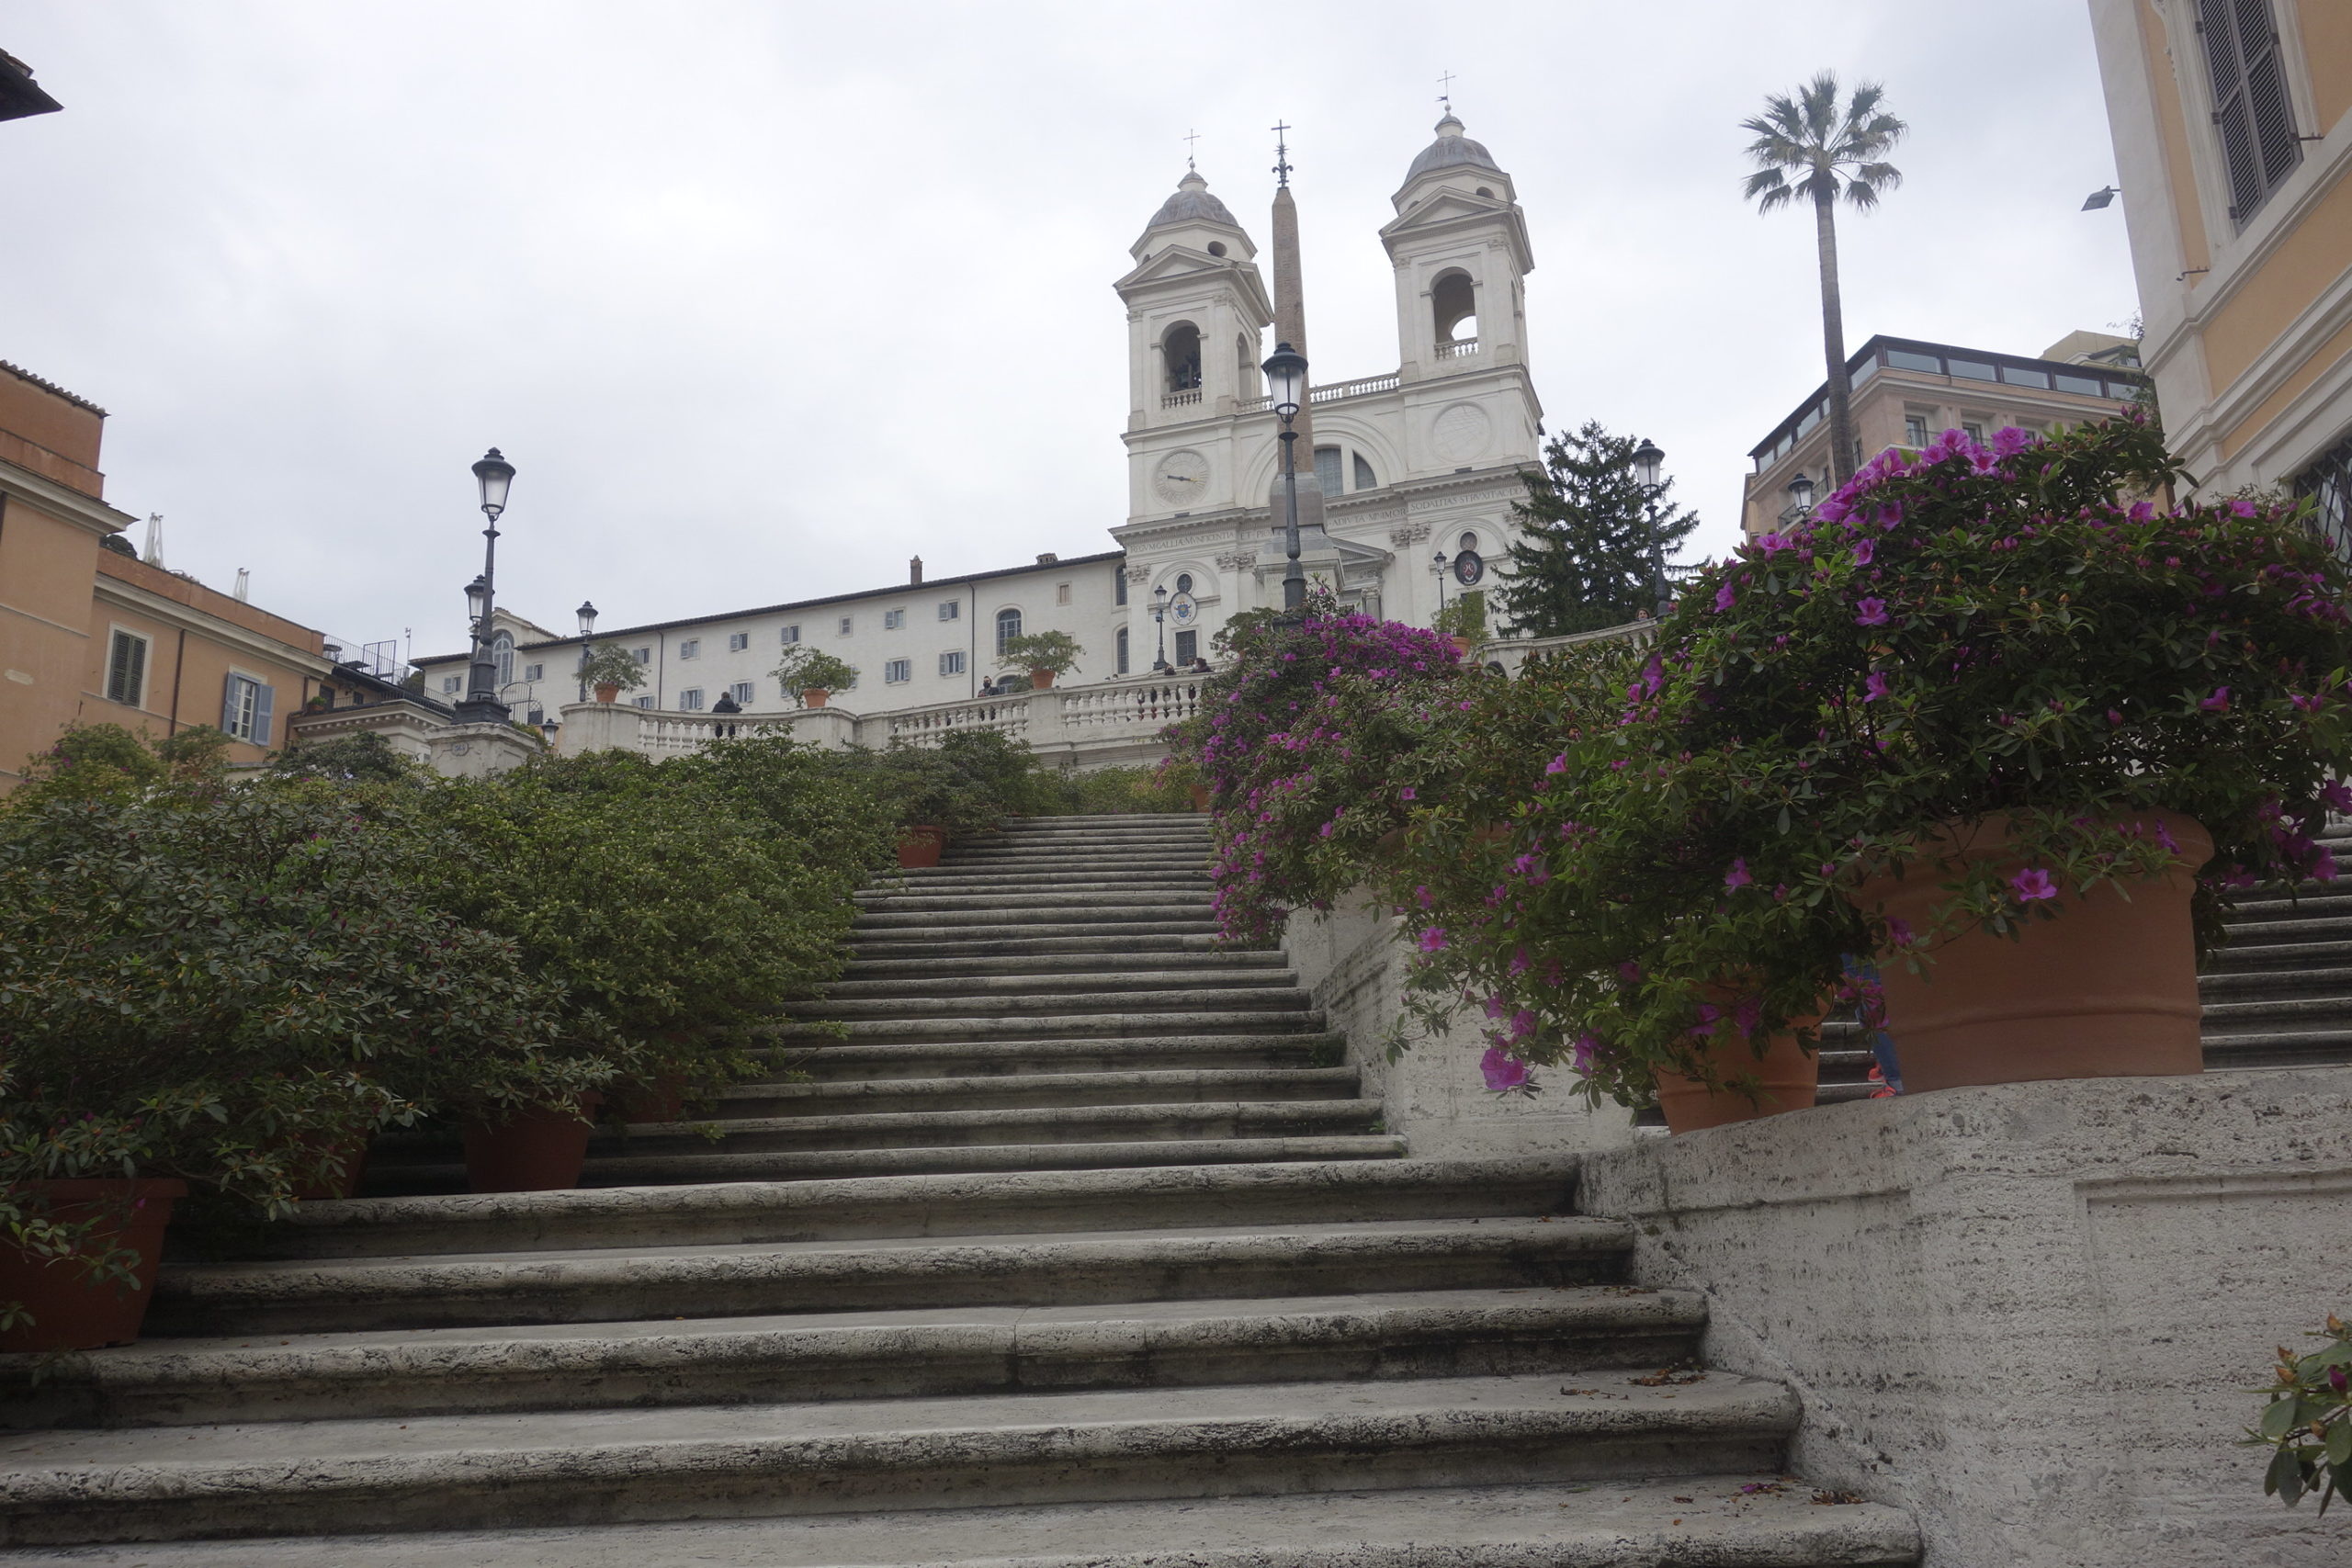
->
1114, 170, 1274, 523
1380, 113, 1534, 385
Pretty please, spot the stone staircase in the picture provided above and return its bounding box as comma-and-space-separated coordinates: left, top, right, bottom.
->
0, 814, 1918, 1565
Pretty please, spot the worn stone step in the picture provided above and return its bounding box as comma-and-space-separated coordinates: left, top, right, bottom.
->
840, 949, 1289, 982
364, 1135, 1408, 1197
241, 1158, 1585, 1261
903, 860, 1210, 881
0, 1371, 1801, 1546
845, 931, 1255, 962
778, 1009, 1329, 1044
855, 885, 1214, 910
821, 969, 1299, 1002
2196, 995, 2352, 1028
2207, 936, 2352, 971
2197, 1028, 2352, 1067
10, 1286, 1707, 1429
601, 1100, 1385, 1155
767, 1032, 1343, 1080
0, 1479, 1922, 1567
849, 910, 1220, 934
2212, 912, 2352, 942
2199, 964, 2352, 996
149, 1216, 1627, 1337
718, 1066, 1361, 1117
787, 987, 1313, 1021
2222, 892, 2352, 919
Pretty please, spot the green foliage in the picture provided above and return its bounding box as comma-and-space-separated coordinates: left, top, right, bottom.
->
1494, 421, 1697, 637
267, 732, 423, 784
1740, 72, 1907, 215
1432, 592, 1487, 641
2249, 1314, 2352, 1513
772, 645, 859, 697
13, 724, 232, 809
578, 642, 648, 693
998, 629, 1085, 677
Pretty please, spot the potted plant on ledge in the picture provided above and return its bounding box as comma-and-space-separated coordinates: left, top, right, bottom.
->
999, 630, 1084, 691
579, 642, 647, 705
773, 646, 859, 709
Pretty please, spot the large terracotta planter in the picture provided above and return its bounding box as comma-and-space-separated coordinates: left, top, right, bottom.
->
594, 682, 620, 705
1449, 635, 1475, 658
1650, 993, 1822, 1134
801, 688, 830, 709
1030, 668, 1057, 691
462, 1094, 604, 1193
1188, 784, 1211, 812
1854, 810, 2212, 1092
897, 824, 945, 869
0, 1179, 187, 1352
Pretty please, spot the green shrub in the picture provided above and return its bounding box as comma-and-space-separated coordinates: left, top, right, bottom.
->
998, 630, 1084, 678
578, 643, 647, 694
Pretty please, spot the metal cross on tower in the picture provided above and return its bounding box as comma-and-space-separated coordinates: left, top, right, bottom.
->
1183, 128, 1200, 170
1271, 120, 1292, 186
1438, 72, 1455, 111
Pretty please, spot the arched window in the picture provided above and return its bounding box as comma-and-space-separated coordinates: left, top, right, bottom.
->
1431, 270, 1476, 344
1353, 453, 1378, 491
1237, 333, 1256, 392
1162, 322, 1202, 392
492, 631, 514, 689
1116, 626, 1130, 674
995, 608, 1023, 656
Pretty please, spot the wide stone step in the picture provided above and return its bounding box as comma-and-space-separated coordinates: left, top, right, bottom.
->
717, 1066, 1360, 1117
2206, 936, 2352, 972
2199, 964, 2352, 996
5, 1480, 1920, 1567
840, 949, 1289, 982
856, 885, 1213, 911
820, 969, 1299, 1002
904, 860, 1209, 881
365, 1135, 1408, 1196
2196, 995, 2352, 1029
786, 987, 1313, 1021
845, 931, 1250, 961
596, 1100, 1385, 1155
849, 910, 1219, 934
2197, 1027, 2352, 1067
10, 1287, 1705, 1430
148, 1215, 1627, 1337
769, 1031, 1343, 1079
0, 1371, 1800, 1546
778, 1009, 1328, 1044
241, 1158, 1585, 1261
2212, 912, 2352, 942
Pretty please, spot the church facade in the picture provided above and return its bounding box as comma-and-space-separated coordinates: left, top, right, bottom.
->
411, 115, 1544, 715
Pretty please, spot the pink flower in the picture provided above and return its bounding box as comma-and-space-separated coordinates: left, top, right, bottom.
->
2322, 782, 2352, 815
1885, 917, 1914, 948
1570, 1032, 1599, 1075
1991, 424, 2038, 459
2199, 686, 2230, 713
2011, 867, 2059, 902
1854, 598, 1890, 626
1724, 859, 1752, 891
1852, 538, 1875, 566
1714, 582, 1738, 614
1417, 926, 1449, 953
1544, 754, 1570, 775
1479, 1047, 1533, 1094
1863, 671, 1893, 704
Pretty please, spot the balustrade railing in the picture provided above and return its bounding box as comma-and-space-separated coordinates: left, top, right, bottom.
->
1160, 388, 1203, 410
1059, 675, 1202, 730
1435, 337, 1480, 360
885, 693, 1032, 744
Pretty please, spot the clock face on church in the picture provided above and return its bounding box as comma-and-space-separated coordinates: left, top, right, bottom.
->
1154, 449, 1208, 505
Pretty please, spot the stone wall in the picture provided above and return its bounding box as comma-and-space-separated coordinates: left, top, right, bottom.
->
1577, 1068, 2352, 1568
1283, 890, 1639, 1158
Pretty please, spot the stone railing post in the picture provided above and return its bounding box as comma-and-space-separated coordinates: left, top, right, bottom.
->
556, 701, 645, 757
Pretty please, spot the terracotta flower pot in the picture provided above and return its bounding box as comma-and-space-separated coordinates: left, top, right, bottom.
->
0, 1178, 187, 1352
1030, 668, 1057, 690
1449, 635, 1475, 658
1853, 809, 2211, 1093
462, 1093, 604, 1193
897, 824, 945, 869
288, 1131, 373, 1201
1188, 784, 1211, 812
1650, 991, 1822, 1134
594, 682, 620, 705
801, 688, 830, 709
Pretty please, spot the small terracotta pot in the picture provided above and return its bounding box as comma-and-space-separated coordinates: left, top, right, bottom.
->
462, 1093, 604, 1193
897, 825, 945, 869
288, 1131, 373, 1201
594, 682, 620, 705
801, 688, 830, 709
1651, 997, 1823, 1134
0, 1179, 187, 1352
1030, 669, 1057, 690
1854, 810, 2211, 1093
1188, 784, 1211, 812
1449, 635, 1475, 658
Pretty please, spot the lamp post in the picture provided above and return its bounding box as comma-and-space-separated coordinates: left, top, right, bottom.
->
574, 600, 598, 701
1632, 436, 1670, 620
1151, 583, 1171, 672
1261, 342, 1309, 615
1787, 471, 1815, 519
456, 448, 516, 725
1431, 549, 1450, 625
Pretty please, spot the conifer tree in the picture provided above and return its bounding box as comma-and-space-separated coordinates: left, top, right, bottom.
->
1493, 420, 1699, 637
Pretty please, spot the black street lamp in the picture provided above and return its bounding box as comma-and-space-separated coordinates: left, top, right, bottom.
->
456, 447, 516, 725
1151, 582, 1171, 672
1261, 342, 1309, 615
1787, 471, 1816, 517
1431, 549, 1450, 624
573, 600, 598, 701
1632, 437, 1670, 620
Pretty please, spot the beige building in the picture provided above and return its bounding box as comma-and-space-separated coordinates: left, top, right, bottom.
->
1740, 333, 2149, 537
2087, 0, 2351, 546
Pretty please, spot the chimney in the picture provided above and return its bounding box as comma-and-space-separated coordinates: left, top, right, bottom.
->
910, 555, 923, 585
1036, 552, 1057, 565
232, 568, 250, 603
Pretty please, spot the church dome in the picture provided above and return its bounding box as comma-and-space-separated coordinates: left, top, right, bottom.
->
1145, 170, 1238, 231
1404, 113, 1502, 182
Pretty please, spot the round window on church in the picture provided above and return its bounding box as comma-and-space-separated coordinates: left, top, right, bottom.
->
1207, 242, 1227, 257
1175, 573, 1193, 594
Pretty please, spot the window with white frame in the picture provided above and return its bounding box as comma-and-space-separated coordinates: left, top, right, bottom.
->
1116, 626, 1129, 674
442, 675, 462, 694
632, 646, 651, 664
1114, 572, 1127, 605
838, 615, 854, 636
884, 658, 911, 683
995, 607, 1022, 654
1056, 582, 1071, 605
729, 681, 755, 704
729, 632, 749, 651
634, 694, 655, 709
884, 608, 905, 630
678, 688, 704, 710
1904, 412, 1929, 447
523, 661, 543, 682
492, 632, 514, 688
220, 671, 274, 744
678, 638, 700, 660
938, 600, 960, 621
780, 625, 800, 645
105, 628, 148, 706
939, 650, 965, 676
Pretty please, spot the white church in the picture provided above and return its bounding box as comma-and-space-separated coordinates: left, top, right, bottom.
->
413, 115, 1544, 721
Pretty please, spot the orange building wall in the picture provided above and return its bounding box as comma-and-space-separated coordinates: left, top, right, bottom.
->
85, 555, 324, 766
0, 495, 103, 782
0, 364, 104, 499
2299, 0, 2352, 130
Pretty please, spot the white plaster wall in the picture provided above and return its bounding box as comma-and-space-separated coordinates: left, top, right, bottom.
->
1577, 1069, 2352, 1568
1283, 890, 1640, 1159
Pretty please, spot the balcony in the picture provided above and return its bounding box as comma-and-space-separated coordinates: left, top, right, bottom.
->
1434, 337, 1479, 361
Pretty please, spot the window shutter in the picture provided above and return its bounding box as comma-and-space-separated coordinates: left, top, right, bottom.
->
2199, 0, 2300, 226
220, 673, 241, 733
250, 683, 275, 746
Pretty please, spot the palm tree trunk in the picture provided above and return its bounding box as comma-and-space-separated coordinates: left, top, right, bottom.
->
1813, 184, 1855, 486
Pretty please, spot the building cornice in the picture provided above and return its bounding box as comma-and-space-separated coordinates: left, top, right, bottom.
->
93, 574, 333, 673
0, 459, 136, 539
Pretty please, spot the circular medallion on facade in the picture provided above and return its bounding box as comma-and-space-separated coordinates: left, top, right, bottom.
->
1169, 591, 1200, 627
1430, 403, 1492, 464
1154, 449, 1209, 504
1453, 549, 1486, 586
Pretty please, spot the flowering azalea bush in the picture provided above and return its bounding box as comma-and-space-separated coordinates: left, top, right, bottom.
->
1385, 414, 2352, 1106
1170, 601, 1469, 942
2251, 1313, 2352, 1512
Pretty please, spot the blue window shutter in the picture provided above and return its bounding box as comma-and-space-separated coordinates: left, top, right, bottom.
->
220, 674, 240, 733
251, 683, 275, 746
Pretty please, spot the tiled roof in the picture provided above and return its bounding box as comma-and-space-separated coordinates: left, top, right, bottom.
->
0, 360, 107, 417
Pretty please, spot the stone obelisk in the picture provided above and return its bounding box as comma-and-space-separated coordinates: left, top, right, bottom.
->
1267, 127, 1328, 547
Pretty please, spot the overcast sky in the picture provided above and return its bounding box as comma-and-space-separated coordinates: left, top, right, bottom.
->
2, 1, 2136, 663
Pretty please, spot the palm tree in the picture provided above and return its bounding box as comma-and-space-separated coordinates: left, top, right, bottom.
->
1741, 73, 1906, 488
